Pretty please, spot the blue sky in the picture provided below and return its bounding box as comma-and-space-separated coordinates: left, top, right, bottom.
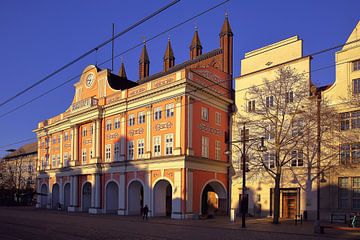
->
0, 0, 359, 156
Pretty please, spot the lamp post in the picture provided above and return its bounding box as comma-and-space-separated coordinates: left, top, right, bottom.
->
225, 123, 267, 228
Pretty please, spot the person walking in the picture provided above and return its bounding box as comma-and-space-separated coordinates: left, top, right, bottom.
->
142, 205, 149, 220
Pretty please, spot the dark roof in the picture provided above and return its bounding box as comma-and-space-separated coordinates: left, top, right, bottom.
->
317, 84, 333, 92
108, 71, 138, 90
3, 142, 37, 159
137, 48, 223, 84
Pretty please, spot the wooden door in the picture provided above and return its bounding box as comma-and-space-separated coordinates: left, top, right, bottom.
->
282, 192, 297, 219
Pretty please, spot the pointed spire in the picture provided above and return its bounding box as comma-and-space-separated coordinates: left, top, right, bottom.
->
139, 41, 150, 80
118, 62, 127, 79
139, 42, 150, 64
220, 13, 233, 37
190, 27, 202, 60
163, 37, 175, 72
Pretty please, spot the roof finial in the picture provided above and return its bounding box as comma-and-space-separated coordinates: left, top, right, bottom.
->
168, 35, 170, 41
142, 36, 147, 44
225, 11, 228, 18
120, 56, 123, 64
195, 24, 198, 31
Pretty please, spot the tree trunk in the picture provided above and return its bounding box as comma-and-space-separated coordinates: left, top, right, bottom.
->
273, 174, 281, 224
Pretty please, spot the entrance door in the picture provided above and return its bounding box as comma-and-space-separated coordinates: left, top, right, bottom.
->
282, 192, 297, 219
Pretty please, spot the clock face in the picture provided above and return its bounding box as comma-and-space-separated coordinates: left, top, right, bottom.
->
86, 73, 94, 87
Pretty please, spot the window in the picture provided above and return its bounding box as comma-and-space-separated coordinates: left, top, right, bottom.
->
215, 140, 221, 160
52, 155, 56, 168
354, 79, 360, 95
128, 141, 134, 159
57, 136, 61, 144
292, 120, 304, 137
166, 104, 174, 118
138, 139, 145, 158
165, 134, 173, 155
154, 107, 162, 120
266, 96, 274, 107
52, 138, 56, 144
264, 124, 274, 140
45, 155, 49, 168
114, 143, 120, 161
291, 150, 303, 167
57, 154, 60, 166
41, 157, 44, 170
215, 112, 221, 125
82, 128, 87, 137
90, 149, 93, 158
153, 136, 161, 156
138, 112, 145, 124
340, 143, 360, 164
201, 107, 209, 121
339, 177, 349, 209
285, 91, 294, 103
248, 100, 255, 112
90, 125, 94, 135
64, 133, 69, 141
106, 120, 112, 131
114, 118, 120, 129
82, 149, 87, 164
201, 136, 209, 158
264, 152, 275, 168
353, 60, 360, 72
64, 153, 69, 167
241, 128, 250, 141
352, 177, 360, 209
105, 144, 111, 162
129, 114, 135, 126
341, 112, 350, 131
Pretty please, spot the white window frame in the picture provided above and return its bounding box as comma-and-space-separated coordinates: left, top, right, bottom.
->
247, 100, 255, 112
291, 150, 303, 167
154, 107, 162, 120
57, 154, 60, 166
114, 118, 120, 129
138, 139, 145, 158
129, 114, 135, 126
106, 120, 112, 131
165, 134, 173, 155
215, 112, 221, 125
52, 155, 56, 168
266, 96, 274, 107
64, 132, 69, 141
64, 153, 69, 167
264, 152, 275, 169
114, 142, 120, 161
105, 144, 111, 162
128, 141, 134, 160
285, 91, 294, 103
82, 127, 87, 137
215, 140, 221, 160
82, 149, 87, 164
201, 107, 209, 121
201, 136, 209, 158
138, 112, 145, 124
166, 104, 174, 118
153, 136, 161, 157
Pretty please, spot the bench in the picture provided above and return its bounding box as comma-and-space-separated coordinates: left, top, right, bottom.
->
330, 213, 347, 224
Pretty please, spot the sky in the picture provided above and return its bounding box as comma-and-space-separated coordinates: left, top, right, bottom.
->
0, 0, 359, 157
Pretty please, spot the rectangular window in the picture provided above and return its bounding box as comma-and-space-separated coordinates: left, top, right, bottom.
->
64, 133, 69, 141
340, 144, 351, 165
339, 177, 349, 209
105, 144, 111, 162
106, 120, 112, 131
82, 128, 87, 137
166, 104, 174, 118
57, 154, 60, 166
64, 153, 69, 167
292, 120, 304, 137
165, 134, 173, 155
340, 143, 360, 164
247, 100, 255, 112
138, 112, 145, 124
215, 140, 221, 160
351, 111, 360, 129
201, 136, 209, 158
340, 112, 350, 131
154, 107, 162, 120
353, 177, 360, 209
241, 128, 250, 141
264, 124, 274, 140
41, 157, 44, 170
201, 107, 209, 121
57, 136, 61, 144
266, 96, 274, 107
291, 150, 303, 167
114, 118, 120, 129
129, 114, 135, 126
138, 139, 145, 158
264, 152, 275, 168
153, 136, 161, 156
90, 125, 94, 135
45, 155, 49, 168
285, 91, 294, 103
114, 142, 120, 161
82, 149, 87, 164
215, 112, 221, 125
353, 60, 360, 72
52, 155, 56, 168
128, 141, 134, 160
52, 138, 56, 144
353, 79, 360, 95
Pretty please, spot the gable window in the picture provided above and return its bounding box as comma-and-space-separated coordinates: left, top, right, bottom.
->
128, 141, 134, 160
201, 107, 209, 121
114, 118, 120, 129
353, 60, 360, 71
266, 96, 274, 107
138, 139, 145, 158
166, 104, 174, 118
353, 79, 360, 95
138, 112, 145, 124
82, 149, 87, 164
285, 91, 294, 103
215, 112, 221, 125
201, 136, 209, 158
153, 136, 161, 156
291, 150, 303, 167
106, 120, 112, 131
248, 100, 255, 112
165, 134, 173, 155
154, 107, 162, 120
129, 114, 135, 126
105, 144, 111, 162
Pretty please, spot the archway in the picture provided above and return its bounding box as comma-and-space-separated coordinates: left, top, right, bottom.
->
153, 180, 172, 217
52, 184, 60, 209
201, 181, 227, 216
40, 184, 48, 208
127, 181, 143, 215
63, 183, 70, 210
82, 182, 92, 212
106, 181, 119, 214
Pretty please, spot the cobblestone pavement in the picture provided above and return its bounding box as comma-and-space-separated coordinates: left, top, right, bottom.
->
0, 207, 359, 240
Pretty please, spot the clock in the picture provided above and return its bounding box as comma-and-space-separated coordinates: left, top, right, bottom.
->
86, 73, 94, 87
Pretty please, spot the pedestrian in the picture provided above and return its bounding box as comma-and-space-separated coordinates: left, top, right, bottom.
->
142, 205, 149, 220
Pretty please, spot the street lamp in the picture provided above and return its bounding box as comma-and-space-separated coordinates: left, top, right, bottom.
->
225, 123, 267, 228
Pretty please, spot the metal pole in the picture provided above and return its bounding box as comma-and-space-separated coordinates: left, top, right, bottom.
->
316, 94, 321, 221
241, 123, 246, 228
